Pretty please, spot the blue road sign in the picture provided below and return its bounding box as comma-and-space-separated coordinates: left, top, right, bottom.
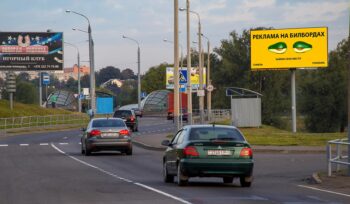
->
42, 73, 50, 85
179, 70, 187, 84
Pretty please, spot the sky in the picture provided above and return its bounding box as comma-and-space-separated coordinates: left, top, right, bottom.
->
0, 0, 348, 74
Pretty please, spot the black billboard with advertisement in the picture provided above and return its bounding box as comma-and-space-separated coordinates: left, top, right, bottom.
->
0, 32, 63, 71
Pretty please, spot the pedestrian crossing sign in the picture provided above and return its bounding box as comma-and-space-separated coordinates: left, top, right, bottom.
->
179, 70, 187, 84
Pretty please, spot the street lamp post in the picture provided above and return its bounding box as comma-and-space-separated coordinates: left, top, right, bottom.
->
66, 10, 96, 113
64, 42, 81, 112
122, 35, 141, 110
201, 34, 211, 121
164, 38, 184, 127
180, 7, 204, 124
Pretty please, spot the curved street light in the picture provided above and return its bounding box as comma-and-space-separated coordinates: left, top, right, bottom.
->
122, 35, 141, 110
66, 10, 96, 113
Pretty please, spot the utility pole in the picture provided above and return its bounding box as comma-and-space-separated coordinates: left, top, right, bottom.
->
39, 72, 42, 107
137, 45, 141, 110
186, 0, 192, 125
174, 0, 180, 131
198, 18, 204, 124
347, 5, 350, 176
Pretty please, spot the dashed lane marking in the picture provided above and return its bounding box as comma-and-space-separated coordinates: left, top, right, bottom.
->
40, 143, 49, 146
51, 143, 192, 204
0, 144, 8, 147
20, 144, 29, 146
59, 143, 69, 145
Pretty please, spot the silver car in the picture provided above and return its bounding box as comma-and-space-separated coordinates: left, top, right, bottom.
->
81, 118, 132, 156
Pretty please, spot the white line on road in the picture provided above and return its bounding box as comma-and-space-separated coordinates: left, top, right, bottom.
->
0, 144, 8, 147
134, 183, 191, 204
78, 142, 81, 145
59, 143, 69, 145
40, 143, 49, 146
63, 137, 68, 140
20, 144, 29, 146
51, 143, 192, 204
298, 185, 350, 198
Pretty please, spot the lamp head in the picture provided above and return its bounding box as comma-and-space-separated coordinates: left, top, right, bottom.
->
122, 35, 126, 38
65, 10, 71, 13
179, 8, 186, 11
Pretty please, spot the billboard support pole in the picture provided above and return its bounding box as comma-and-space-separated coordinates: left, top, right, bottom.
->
291, 68, 297, 133
39, 72, 42, 107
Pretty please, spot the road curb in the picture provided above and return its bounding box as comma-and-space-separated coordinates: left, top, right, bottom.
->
132, 140, 166, 151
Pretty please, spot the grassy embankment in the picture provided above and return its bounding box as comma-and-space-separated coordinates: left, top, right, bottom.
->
0, 100, 89, 131
0, 100, 72, 117
213, 119, 346, 146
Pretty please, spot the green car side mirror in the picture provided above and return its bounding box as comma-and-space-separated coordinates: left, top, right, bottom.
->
161, 140, 171, 146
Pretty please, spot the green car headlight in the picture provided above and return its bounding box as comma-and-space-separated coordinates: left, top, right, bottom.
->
293, 41, 312, 53
268, 42, 287, 54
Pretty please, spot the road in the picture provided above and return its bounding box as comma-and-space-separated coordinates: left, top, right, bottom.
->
0, 117, 349, 204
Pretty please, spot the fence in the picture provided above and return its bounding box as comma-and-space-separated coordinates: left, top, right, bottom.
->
327, 138, 350, 176
192, 109, 231, 124
0, 114, 89, 133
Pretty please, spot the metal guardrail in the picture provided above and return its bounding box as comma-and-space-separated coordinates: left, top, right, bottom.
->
327, 138, 350, 176
0, 114, 89, 134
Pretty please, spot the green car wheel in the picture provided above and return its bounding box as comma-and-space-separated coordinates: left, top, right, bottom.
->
177, 163, 188, 186
240, 176, 252, 187
163, 163, 174, 183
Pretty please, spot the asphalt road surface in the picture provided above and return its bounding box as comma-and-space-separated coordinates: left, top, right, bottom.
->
0, 118, 349, 204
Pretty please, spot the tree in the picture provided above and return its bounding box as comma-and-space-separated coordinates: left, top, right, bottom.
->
121, 68, 136, 80
15, 81, 37, 104
17, 72, 30, 82
97, 66, 121, 86
141, 63, 168, 93
65, 77, 77, 92
299, 39, 348, 132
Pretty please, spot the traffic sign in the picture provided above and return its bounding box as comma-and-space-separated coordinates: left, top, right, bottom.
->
179, 70, 187, 84
42, 73, 50, 85
207, 85, 214, 92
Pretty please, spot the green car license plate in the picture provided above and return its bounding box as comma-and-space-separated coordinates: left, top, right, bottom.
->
207, 150, 232, 156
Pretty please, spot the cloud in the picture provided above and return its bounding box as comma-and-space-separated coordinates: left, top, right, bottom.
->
104, 0, 123, 10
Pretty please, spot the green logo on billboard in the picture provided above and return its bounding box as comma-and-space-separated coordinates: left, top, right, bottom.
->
268, 42, 287, 54
293, 41, 312, 53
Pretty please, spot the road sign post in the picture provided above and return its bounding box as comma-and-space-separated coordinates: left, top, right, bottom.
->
6, 72, 16, 110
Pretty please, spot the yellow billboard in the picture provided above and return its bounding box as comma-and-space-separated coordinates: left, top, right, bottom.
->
250, 27, 328, 70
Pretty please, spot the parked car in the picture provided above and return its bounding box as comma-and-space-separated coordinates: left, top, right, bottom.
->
131, 108, 143, 118
81, 118, 132, 156
113, 110, 138, 132
161, 124, 254, 186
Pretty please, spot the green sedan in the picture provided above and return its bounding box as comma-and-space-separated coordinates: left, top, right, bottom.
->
161, 125, 254, 187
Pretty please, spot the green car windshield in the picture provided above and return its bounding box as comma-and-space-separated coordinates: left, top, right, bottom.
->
189, 127, 245, 141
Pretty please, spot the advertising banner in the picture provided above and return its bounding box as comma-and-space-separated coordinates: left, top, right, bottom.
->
166, 67, 206, 91
250, 27, 328, 70
0, 32, 63, 71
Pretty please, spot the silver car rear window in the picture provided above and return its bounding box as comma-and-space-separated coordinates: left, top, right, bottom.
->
92, 119, 125, 128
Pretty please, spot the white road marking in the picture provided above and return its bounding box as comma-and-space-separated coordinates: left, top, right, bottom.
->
59, 143, 69, 145
20, 144, 29, 146
40, 143, 49, 146
134, 182, 192, 204
298, 185, 350, 198
0, 144, 8, 147
63, 137, 68, 140
78, 142, 82, 145
51, 143, 192, 204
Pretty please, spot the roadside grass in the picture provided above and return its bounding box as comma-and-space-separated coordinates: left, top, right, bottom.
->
0, 100, 73, 118
212, 119, 346, 146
